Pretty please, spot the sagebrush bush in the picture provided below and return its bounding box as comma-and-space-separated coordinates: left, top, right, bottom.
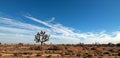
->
47, 45, 60, 50
36, 53, 41, 56
14, 53, 22, 56
29, 46, 43, 50
91, 47, 96, 50
47, 55, 52, 58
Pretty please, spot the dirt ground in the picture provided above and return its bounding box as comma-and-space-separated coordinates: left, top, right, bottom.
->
0, 43, 120, 58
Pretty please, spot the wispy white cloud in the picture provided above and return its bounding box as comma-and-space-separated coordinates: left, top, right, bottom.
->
25, 16, 81, 44
25, 16, 52, 27
25, 16, 120, 44
0, 16, 120, 44
0, 17, 50, 32
46, 17, 55, 23
0, 17, 48, 44
0, 26, 34, 34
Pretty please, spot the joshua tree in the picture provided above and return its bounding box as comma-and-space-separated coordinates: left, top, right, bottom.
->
34, 30, 50, 46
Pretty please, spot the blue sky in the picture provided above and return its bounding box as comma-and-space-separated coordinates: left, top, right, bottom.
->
0, 0, 120, 44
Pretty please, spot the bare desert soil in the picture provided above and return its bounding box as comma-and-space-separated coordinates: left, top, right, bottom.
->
0, 43, 120, 58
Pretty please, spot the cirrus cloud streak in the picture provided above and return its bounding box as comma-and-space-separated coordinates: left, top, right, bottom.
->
0, 16, 120, 44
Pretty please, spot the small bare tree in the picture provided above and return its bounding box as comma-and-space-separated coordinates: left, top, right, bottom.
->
34, 30, 50, 46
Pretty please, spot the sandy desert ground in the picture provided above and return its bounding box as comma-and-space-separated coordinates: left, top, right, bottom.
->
0, 43, 120, 58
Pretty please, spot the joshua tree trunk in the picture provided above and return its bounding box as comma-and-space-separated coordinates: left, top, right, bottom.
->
41, 42, 43, 50
41, 42, 43, 46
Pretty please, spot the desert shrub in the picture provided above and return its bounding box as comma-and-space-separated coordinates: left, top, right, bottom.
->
116, 43, 120, 46
46, 55, 52, 58
91, 47, 96, 50
29, 46, 34, 50
45, 51, 49, 54
64, 46, 68, 49
46, 50, 53, 54
85, 53, 88, 55
87, 54, 92, 57
14, 53, 22, 56
98, 56, 102, 58
76, 53, 81, 57
29, 46, 42, 50
108, 49, 114, 52
108, 42, 114, 46
26, 56, 30, 58
65, 52, 70, 55
65, 50, 75, 56
76, 43, 84, 46
60, 46, 66, 50
18, 43, 24, 46
23, 52, 32, 55
118, 52, 120, 56
47, 45, 60, 50
36, 46, 42, 50
23, 52, 28, 55
36, 53, 41, 56
118, 49, 120, 53
84, 54, 92, 58
103, 52, 109, 54
103, 48, 105, 50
